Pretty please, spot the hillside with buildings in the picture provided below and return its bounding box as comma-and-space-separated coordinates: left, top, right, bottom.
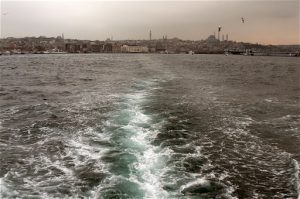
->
0, 34, 299, 56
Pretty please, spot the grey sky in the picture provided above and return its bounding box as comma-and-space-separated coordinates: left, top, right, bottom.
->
1, 0, 299, 44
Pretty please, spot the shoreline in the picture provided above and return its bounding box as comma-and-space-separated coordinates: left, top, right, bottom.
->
0, 52, 299, 57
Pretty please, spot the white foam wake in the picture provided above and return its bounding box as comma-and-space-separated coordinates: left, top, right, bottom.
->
123, 85, 170, 199
86, 80, 171, 198
291, 159, 300, 199
0, 175, 19, 198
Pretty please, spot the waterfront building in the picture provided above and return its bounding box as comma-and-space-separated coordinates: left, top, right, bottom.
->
155, 41, 166, 52
81, 43, 90, 53
90, 43, 103, 53
65, 43, 81, 53
121, 45, 149, 53
103, 43, 113, 53
112, 44, 122, 53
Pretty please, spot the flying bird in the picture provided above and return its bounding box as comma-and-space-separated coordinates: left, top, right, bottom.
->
241, 17, 245, 23
2, 12, 8, 16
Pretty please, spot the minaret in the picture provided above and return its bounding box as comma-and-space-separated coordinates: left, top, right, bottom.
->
149, 30, 152, 40
218, 26, 222, 41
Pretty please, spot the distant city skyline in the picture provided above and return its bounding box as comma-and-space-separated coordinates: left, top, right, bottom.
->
1, 0, 299, 45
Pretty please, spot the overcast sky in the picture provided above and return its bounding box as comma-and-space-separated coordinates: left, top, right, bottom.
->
0, 0, 299, 44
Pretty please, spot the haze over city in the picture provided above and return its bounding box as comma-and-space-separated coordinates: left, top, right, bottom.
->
1, 1, 300, 199
1, 0, 299, 45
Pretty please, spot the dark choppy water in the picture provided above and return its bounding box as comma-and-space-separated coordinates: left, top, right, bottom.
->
0, 54, 299, 199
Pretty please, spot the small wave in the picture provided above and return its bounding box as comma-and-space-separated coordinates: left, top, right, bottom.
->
0, 177, 20, 198
291, 159, 300, 199
264, 98, 278, 103
180, 177, 237, 199
0, 120, 3, 130
180, 177, 208, 192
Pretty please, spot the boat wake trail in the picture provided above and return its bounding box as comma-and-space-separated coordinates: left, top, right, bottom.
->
87, 79, 170, 198
89, 78, 236, 198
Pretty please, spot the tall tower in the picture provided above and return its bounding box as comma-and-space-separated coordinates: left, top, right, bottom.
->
218, 26, 222, 41
149, 30, 152, 40
226, 34, 228, 41
222, 35, 224, 41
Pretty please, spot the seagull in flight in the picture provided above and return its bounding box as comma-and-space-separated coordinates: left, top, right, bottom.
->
241, 17, 245, 23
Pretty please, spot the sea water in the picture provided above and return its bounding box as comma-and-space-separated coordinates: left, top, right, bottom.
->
0, 54, 299, 198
